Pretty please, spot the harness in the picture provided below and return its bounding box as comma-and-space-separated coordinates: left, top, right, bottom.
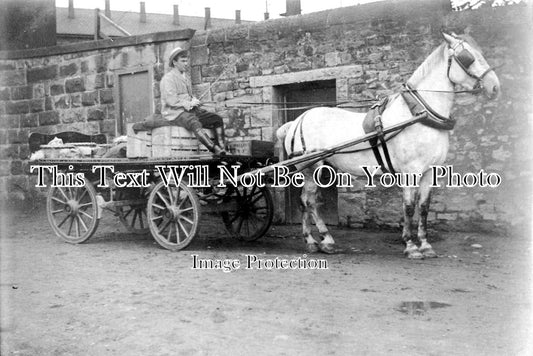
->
399, 36, 496, 131
400, 83, 456, 130
288, 112, 308, 158
285, 36, 496, 171
363, 96, 396, 174
447, 37, 496, 94
365, 38, 496, 170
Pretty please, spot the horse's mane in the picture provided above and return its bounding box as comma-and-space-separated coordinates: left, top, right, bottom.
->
456, 33, 482, 52
407, 43, 448, 86
408, 34, 483, 86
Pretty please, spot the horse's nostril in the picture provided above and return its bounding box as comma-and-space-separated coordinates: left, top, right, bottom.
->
486, 85, 499, 99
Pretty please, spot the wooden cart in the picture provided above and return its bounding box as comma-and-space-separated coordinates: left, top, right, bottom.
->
29, 114, 422, 251
29, 132, 276, 251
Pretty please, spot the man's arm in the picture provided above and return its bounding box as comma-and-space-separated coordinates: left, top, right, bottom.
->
161, 75, 197, 111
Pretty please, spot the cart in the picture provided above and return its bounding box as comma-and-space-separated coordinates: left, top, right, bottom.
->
29, 132, 277, 251
29, 114, 423, 251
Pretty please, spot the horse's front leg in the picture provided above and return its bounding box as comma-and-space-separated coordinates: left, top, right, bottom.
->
402, 187, 423, 259
417, 172, 437, 258
301, 172, 335, 254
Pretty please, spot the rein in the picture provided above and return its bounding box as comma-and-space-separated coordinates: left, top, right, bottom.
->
405, 87, 483, 94
207, 80, 501, 111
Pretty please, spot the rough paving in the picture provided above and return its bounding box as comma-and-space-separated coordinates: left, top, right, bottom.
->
1, 203, 531, 355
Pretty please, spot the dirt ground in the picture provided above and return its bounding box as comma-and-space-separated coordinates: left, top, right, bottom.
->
1, 202, 531, 356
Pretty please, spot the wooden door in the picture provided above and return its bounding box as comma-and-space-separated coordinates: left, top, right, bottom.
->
115, 68, 153, 135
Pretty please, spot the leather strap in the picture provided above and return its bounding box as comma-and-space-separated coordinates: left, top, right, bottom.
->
362, 97, 396, 174
289, 113, 307, 158
369, 113, 396, 174
402, 83, 456, 130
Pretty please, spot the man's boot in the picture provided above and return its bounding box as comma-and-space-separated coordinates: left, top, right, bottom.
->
213, 126, 227, 152
193, 129, 225, 156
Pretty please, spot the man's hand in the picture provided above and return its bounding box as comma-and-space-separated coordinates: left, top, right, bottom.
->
191, 97, 201, 108
177, 97, 201, 111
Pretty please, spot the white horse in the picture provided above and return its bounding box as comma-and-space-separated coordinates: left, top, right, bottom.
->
276, 33, 501, 259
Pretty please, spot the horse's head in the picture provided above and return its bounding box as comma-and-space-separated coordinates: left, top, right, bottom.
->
443, 32, 501, 100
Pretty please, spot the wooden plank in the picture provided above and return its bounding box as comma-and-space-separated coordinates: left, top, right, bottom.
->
99, 12, 132, 36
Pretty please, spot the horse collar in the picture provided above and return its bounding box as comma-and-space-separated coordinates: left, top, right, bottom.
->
401, 83, 456, 130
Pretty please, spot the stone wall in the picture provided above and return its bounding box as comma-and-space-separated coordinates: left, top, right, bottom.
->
0, 0, 531, 232
0, 30, 193, 200
188, 0, 531, 232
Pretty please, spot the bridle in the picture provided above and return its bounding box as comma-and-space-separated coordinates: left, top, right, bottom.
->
447, 39, 495, 94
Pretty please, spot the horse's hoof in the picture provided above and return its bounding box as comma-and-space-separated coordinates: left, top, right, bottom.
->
319, 243, 336, 254
405, 250, 424, 260
421, 248, 437, 258
306, 243, 319, 253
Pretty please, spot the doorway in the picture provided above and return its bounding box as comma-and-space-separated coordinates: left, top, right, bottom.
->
114, 67, 153, 135
277, 80, 339, 225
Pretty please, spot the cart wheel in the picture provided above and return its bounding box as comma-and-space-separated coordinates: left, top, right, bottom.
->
46, 182, 99, 244
147, 181, 200, 251
221, 185, 274, 241
116, 188, 149, 235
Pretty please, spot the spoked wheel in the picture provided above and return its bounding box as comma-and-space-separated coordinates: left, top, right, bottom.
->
46, 182, 99, 243
147, 181, 201, 251
115, 187, 149, 234
221, 185, 274, 241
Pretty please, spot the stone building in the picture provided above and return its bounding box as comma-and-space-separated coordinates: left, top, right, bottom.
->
0, 0, 531, 233
56, 1, 252, 44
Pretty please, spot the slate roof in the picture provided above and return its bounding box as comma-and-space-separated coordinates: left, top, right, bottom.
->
56, 7, 253, 37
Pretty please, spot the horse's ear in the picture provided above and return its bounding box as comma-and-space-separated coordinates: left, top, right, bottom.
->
442, 32, 457, 45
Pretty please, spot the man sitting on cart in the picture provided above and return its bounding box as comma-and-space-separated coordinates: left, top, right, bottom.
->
160, 47, 227, 155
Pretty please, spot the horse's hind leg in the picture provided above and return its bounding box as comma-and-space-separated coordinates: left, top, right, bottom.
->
301, 172, 335, 254
402, 187, 424, 259
301, 199, 319, 253
300, 173, 319, 253
417, 172, 437, 258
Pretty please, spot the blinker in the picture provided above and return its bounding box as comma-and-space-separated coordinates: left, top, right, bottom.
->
456, 49, 475, 69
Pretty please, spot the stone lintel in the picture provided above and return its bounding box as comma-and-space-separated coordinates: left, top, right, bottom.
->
249, 65, 364, 88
